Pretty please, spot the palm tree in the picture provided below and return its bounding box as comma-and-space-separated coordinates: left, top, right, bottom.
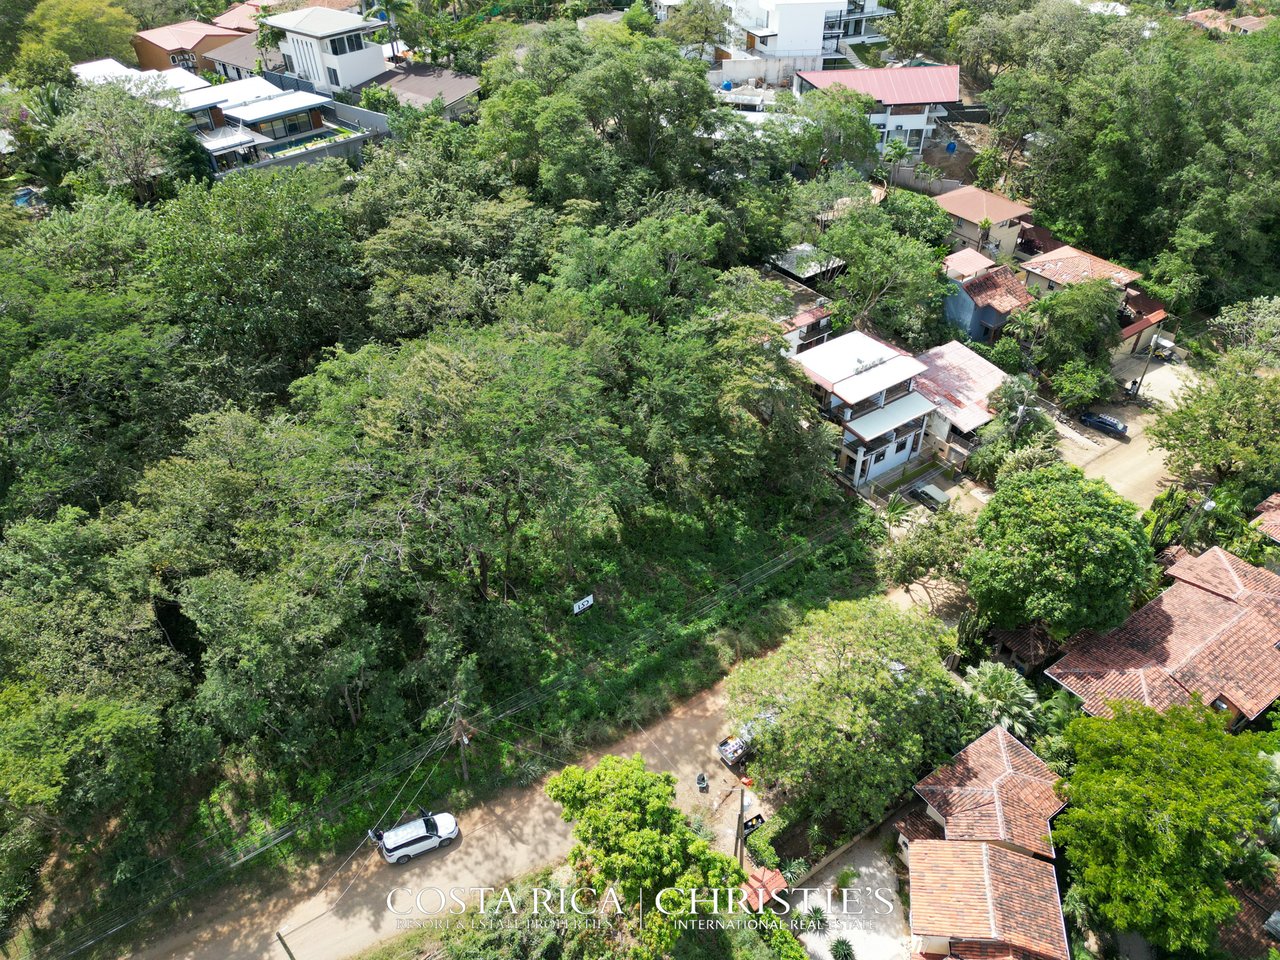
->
882, 492, 913, 527
831, 938, 857, 960
370, 0, 414, 60
780, 857, 808, 885
965, 660, 1039, 739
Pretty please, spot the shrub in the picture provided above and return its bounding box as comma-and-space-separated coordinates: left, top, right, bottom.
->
746, 816, 785, 868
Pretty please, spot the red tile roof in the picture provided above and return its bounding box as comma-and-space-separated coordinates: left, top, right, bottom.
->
740, 867, 788, 911
935, 186, 1032, 227
1219, 870, 1280, 959
1023, 245, 1141, 288
1183, 7, 1232, 29
795, 65, 961, 105
1046, 547, 1280, 719
1255, 493, 1280, 544
894, 807, 945, 842
1230, 13, 1274, 30
909, 840, 1069, 960
914, 727, 1065, 859
779, 304, 832, 335
914, 340, 1008, 435
962, 265, 1035, 316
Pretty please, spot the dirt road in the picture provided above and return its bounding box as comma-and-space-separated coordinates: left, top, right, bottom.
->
133, 684, 743, 960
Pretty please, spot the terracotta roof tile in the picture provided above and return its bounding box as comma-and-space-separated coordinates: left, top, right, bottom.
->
914, 728, 1065, 858
909, 841, 1069, 960
962, 266, 1035, 316
1255, 493, 1280, 544
1023, 245, 1140, 287
990, 623, 1062, 670
894, 807, 945, 842
914, 341, 1008, 435
740, 867, 788, 911
1047, 547, 1280, 719
1219, 870, 1280, 958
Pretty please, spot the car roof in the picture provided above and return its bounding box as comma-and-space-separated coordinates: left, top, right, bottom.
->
382, 818, 430, 848
919, 484, 950, 499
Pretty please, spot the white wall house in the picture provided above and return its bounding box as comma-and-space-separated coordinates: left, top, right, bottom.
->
794, 332, 936, 485
793, 65, 961, 154
707, 0, 888, 83
265, 7, 384, 94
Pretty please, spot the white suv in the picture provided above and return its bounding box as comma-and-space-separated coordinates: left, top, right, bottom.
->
374, 811, 460, 864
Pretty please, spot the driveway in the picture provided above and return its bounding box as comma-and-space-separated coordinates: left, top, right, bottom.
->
1057, 358, 1197, 509
789, 826, 910, 960
131, 685, 739, 960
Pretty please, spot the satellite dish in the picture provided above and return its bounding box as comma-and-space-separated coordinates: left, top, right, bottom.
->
946, 141, 958, 154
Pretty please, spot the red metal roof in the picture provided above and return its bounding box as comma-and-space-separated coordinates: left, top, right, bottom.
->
795, 65, 961, 106
740, 868, 788, 911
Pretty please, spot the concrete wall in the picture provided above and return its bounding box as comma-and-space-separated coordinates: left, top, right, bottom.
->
714, 53, 822, 85
330, 101, 390, 134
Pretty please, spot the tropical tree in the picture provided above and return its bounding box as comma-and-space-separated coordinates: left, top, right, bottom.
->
49, 78, 196, 204
963, 463, 1154, 635
964, 661, 1038, 738
1056, 703, 1273, 955
657, 0, 733, 59
22, 0, 137, 64
1149, 349, 1280, 487
727, 598, 975, 833
370, 0, 413, 59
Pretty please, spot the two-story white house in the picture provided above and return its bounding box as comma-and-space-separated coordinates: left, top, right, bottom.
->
793, 64, 960, 154
794, 331, 935, 484
264, 7, 385, 95
710, 0, 889, 82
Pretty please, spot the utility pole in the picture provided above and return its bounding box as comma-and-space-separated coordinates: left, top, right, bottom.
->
453, 713, 470, 784
736, 788, 746, 870
275, 931, 298, 960
1134, 317, 1166, 398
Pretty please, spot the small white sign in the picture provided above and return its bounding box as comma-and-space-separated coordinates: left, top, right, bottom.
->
573, 594, 594, 615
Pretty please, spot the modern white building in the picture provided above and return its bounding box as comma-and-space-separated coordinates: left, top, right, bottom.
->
794, 331, 935, 484
264, 7, 385, 94
793, 65, 961, 154
734, 0, 889, 57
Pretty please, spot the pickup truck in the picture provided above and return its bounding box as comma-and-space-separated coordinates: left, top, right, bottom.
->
718, 732, 752, 767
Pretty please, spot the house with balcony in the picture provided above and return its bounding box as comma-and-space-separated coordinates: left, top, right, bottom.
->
793, 64, 960, 154
264, 7, 385, 95
933, 185, 1032, 257
793, 331, 935, 484
709, 0, 889, 82
205, 31, 284, 81
763, 268, 833, 357
132, 20, 244, 72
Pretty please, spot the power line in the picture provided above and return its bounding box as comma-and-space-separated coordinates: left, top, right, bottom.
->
22, 509, 853, 960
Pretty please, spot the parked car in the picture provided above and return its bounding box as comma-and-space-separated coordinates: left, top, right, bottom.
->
373, 810, 460, 864
909, 484, 950, 512
1079, 411, 1128, 438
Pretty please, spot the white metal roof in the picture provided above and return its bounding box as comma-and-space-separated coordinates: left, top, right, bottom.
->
795, 331, 917, 394
222, 89, 332, 123
264, 7, 377, 36
148, 67, 210, 92
844, 391, 936, 441
180, 76, 281, 112
831, 354, 928, 406
72, 58, 139, 83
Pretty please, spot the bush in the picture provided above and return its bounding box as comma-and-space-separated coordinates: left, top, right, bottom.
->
1051, 358, 1115, 412
746, 815, 785, 868
974, 335, 1025, 374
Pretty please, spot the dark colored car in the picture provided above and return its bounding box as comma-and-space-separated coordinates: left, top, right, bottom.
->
1079, 411, 1129, 438
909, 484, 950, 512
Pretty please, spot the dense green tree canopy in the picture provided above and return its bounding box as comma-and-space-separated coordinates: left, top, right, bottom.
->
964, 463, 1154, 635
1057, 704, 1274, 955
727, 598, 974, 832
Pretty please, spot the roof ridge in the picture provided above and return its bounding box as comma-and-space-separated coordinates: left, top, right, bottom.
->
981, 844, 998, 939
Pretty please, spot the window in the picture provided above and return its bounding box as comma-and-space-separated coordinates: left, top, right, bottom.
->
282, 52, 295, 73
328, 33, 366, 56
256, 111, 315, 140
907, 128, 923, 148
873, 449, 887, 464
895, 437, 910, 454
326, 66, 339, 86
